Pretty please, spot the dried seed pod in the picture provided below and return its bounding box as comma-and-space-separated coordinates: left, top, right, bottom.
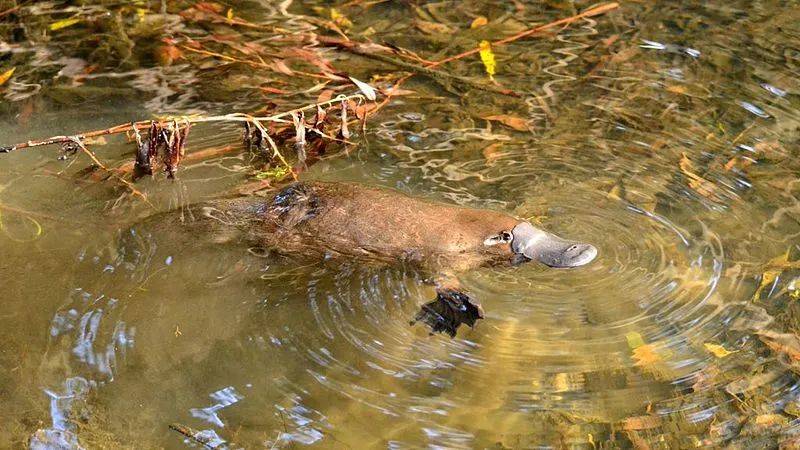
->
252, 127, 265, 155
243, 121, 252, 152
292, 111, 307, 165
132, 124, 152, 178
338, 99, 350, 140
164, 121, 180, 178
314, 105, 327, 131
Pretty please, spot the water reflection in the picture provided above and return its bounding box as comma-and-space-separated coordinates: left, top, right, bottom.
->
2, 0, 800, 448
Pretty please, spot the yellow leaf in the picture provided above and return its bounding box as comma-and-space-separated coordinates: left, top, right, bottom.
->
330, 8, 353, 28
49, 18, 81, 31
625, 331, 645, 349
753, 249, 790, 301
478, 40, 496, 81
632, 344, 660, 367
226, 8, 234, 21
607, 184, 622, 201
136, 8, 147, 22
471, 16, 488, 28
0, 67, 16, 86
704, 343, 736, 358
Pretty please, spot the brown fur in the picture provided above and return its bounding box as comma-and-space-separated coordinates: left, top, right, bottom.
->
203, 181, 521, 272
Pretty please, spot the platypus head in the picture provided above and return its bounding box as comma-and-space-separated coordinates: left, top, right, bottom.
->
485, 221, 598, 268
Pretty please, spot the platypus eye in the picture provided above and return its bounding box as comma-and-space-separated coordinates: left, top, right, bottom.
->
483, 231, 513, 246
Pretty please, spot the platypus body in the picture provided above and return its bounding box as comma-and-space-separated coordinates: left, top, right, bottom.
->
165, 181, 597, 335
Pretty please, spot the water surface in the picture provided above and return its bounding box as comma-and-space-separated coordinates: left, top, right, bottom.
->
2, 1, 800, 448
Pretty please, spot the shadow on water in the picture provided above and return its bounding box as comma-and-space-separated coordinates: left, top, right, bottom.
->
3, 0, 800, 448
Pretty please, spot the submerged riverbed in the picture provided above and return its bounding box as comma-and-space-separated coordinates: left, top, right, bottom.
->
2, 0, 800, 448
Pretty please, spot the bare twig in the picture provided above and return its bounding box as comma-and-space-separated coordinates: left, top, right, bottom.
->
317, 37, 517, 96
169, 423, 236, 449
69, 137, 152, 206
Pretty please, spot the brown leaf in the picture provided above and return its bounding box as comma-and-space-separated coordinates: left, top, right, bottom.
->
725, 370, 780, 395
317, 89, 334, 104
482, 143, 504, 164
259, 86, 290, 95
381, 87, 416, 97
415, 20, 455, 35
679, 152, 717, 199
195, 2, 224, 13
602, 34, 620, 47
622, 415, 661, 431
481, 115, 530, 132
272, 60, 294, 76
758, 330, 800, 361
155, 45, 182, 66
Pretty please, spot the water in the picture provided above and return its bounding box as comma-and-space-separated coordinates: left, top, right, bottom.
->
2, 0, 800, 448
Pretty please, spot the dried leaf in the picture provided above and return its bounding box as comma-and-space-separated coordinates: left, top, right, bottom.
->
607, 184, 622, 201
632, 344, 661, 368
155, 45, 182, 66
273, 60, 294, 76
753, 249, 790, 300
259, 86, 289, 95
292, 111, 307, 165
622, 415, 661, 431
470, 16, 489, 28
704, 343, 737, 358
478, 40, 496, 81
49, 18, 81, 31
195, 2, 224, 13
348, 76, 377, 101
726, 370, 780, 395
415, 20, 454, 35
758, 330, 800, 361
626, 332, 674, 380
482, 143, 504, 164
481, 114, 529, 131
381, 86, 416, 97
679, 153, 717, 199
754, 414, 788, 428
339, 100, 350, 140
0, 67, 15, 86
317, 89, 334, 103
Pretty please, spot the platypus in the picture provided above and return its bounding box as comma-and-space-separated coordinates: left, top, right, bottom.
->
176, 181, 598, 336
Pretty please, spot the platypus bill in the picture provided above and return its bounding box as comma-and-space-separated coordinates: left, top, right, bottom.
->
185, 181, 598, 336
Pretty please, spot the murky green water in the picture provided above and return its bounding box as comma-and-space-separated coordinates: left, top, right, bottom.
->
3, 0, 800, 448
